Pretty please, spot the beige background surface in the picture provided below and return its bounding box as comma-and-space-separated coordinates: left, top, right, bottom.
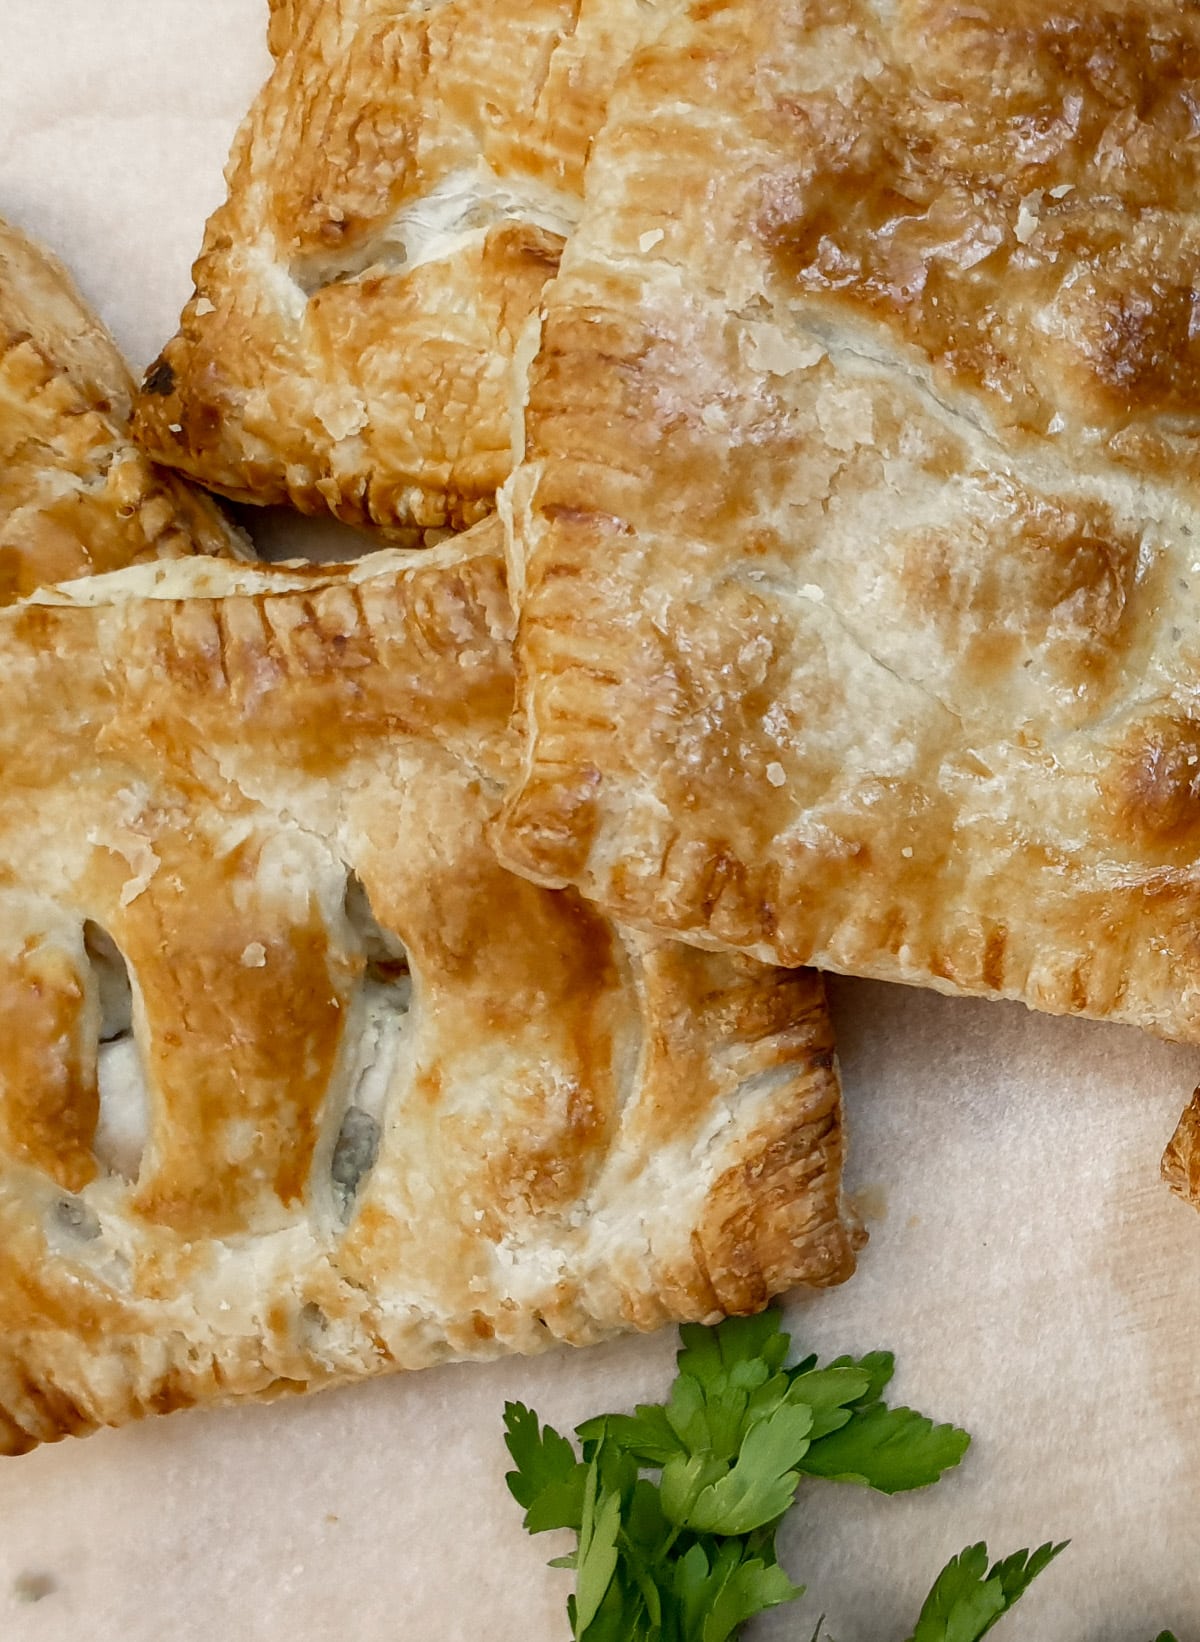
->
1, 5, 1198, 1638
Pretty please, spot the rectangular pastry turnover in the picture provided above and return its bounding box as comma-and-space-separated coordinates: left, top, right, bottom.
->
0, 218, 246, 603
496, 0, 1200, 1046
133, 0, 680, 536
0, 526, 858, 1455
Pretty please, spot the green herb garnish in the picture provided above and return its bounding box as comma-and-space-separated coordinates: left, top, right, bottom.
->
504, 1310, 974, 1639
903, 1540, 1068, 1642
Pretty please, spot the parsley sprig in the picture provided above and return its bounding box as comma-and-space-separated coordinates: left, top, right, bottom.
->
505, 1310, 990, 1641
503, 1309, 1183, 1638
901, 1541, 1068, 1641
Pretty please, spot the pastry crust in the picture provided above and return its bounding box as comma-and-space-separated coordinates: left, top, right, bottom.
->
0, 219, 246, 603
0, 525, 857, 1455
132, 0, 678, 536
498, 0, 1200, 1044
1162, 1090, 1200, 1207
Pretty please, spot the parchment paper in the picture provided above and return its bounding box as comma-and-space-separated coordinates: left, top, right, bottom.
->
1, 7, 1198, 1638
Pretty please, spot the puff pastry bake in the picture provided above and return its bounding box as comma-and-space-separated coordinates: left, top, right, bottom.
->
0, 219, 245, 603
498, 0, 1200, 1045
0, 526, 856, 1455
132, 0, 677, 536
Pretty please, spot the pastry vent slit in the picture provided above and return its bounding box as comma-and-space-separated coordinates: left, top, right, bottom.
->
84, 921, 131, 1042
289, 163, 577, 298
328, 875, 413, 1216
344, 872, 410, 1001
85, 922, 149, 1183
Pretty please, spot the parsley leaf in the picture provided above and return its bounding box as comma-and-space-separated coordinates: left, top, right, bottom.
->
503, 1401, 587, 1534
677, 1313, 791, 1386
577, 1406, 683, 1467
817, 1348, 897, 1405
573, 1463, 623, 1633
784, 1366, 873, 1439
799, 1401, 970, 1494
668, 1312, 797, 1461
673, 1539, 800, 1642
906, 1541, 1069, 1642
685, 1401, 814, 1534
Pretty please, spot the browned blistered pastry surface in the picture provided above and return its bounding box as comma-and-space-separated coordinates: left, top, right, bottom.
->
133, 0, 678, 536
0, 527, 856, 1456
0, 219, 245, 604
498, 0, 1200, 1045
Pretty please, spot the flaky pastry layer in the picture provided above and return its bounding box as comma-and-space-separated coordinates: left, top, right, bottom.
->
0, 219, 246, 603
133, 0, 679, 535
1162, 1091, 1200, 1208
497, 0, 1200, 1045
0, 527, 857, 1455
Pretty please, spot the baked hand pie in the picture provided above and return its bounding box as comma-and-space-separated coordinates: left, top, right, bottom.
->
0, 219, 246, 604
132, 0, 678, 536
0, 525, 857, 1455
497, 0, 1200, 1046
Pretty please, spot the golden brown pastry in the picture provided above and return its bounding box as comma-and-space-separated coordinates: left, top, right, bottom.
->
132, 0, 679, 536
1162, 1092, 1200, 1207
497, 0, 1200, 1044
0, 219, 247, 603
0, 525, 857, 1455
